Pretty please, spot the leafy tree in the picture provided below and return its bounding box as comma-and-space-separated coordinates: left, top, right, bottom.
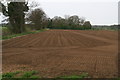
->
52, 16, 66, 29
28, 8, 47, 30
49, 15, 91, 30
83, 21, 92, 29
1, 2, 29, 33
67, 15, 82, 29
68, 15, 80, 26
47, 18, 53, 28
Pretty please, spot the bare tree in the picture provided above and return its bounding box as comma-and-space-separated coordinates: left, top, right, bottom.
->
28, 8, 47, 30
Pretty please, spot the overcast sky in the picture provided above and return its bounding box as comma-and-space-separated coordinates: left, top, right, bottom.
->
29, 0, 119, 25
0, 0, 119, 25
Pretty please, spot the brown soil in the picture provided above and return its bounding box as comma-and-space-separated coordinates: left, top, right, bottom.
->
2, 29, 118, 78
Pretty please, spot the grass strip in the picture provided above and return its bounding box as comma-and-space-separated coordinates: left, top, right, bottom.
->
57, 73, 89, 79
2, 29, 47, 40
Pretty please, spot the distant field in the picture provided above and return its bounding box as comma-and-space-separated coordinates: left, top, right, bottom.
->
2, 29, 118, 78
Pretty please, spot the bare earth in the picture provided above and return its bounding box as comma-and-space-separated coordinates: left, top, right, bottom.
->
2, 30, 118, 78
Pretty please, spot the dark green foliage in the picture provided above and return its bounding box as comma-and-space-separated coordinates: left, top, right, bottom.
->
2, 2, 29, 34
83, 21, 92, 29
8, 2, 29, 33
48, 15, 91, 30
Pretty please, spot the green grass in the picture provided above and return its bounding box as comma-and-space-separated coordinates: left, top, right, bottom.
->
30, 75, 40, 78
57, 73, 89, 79
2, 71, 21, 78
21, 71, 38, 78
2, 71, 39, 78
2, 29, 47, 40
2, 71, 89, 79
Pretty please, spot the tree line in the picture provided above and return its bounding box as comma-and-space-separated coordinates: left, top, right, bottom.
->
1, 1, 92, 34
48, 15, 92, 30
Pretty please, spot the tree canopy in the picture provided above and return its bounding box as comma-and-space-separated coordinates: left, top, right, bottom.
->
1, 2, 29, 33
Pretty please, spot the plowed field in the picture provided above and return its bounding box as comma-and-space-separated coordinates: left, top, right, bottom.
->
2, 30, 118, 78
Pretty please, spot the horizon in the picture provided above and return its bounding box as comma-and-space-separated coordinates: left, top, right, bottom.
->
29, 0, 118, 25
0, 0, 119, 25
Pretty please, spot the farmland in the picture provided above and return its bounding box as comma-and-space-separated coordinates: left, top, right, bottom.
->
2, 29, 118, 78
